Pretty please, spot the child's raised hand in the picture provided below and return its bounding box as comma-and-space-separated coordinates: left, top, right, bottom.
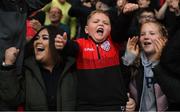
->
151, 37, 167, 62
4, 47, 20, 65
126, 36, 139, 57
55, 32, 67, 50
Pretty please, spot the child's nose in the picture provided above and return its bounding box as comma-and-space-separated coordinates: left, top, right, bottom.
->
98, 21, 104, 26
144, 34, 151, 39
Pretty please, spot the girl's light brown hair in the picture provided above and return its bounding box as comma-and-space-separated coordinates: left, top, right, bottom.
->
140, 21, 168, 38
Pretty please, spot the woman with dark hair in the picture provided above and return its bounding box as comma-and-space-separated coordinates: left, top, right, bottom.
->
0, 25, 77, 111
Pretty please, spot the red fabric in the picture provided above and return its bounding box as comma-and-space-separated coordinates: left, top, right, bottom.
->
26, 20, 36, 40
17, 104, 24, 112
159, 0, 165, 7
76, 36, 120, 69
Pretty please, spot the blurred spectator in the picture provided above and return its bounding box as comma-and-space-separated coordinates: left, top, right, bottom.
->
156, 0, 180, 38
96, 0, 116, 10
42, 0, 77, 39
128, 7, 156, 36
26, 11, 46, 41
48, 6, 70, 39
137, 0, 159, 9
137, 0, 151, 8
109, 0, 139, 46
128, 0, 159, 38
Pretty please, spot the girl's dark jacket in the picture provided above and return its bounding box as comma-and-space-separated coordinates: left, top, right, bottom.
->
0, 56, 77, 111
122, 59, 168, 111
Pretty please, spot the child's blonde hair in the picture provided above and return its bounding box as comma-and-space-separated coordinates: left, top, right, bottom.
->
86, 9, 110, 24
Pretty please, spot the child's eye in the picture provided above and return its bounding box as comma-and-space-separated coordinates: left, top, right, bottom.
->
140, 33, 145, 36
150, 32, 156, 35
93, 21, 98, 23
103, 21, 109, 25
104, 22, 110, 25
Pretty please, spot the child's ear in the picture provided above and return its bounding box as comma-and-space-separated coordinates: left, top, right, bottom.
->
85, 26, 88, 34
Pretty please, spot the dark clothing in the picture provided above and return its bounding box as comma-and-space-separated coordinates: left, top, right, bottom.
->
123, 60, 168, 111
0, 0, 51, 73
153, 30, 180, 110
63, 36, 128, 111
68, 4, 95, 38
0, 0, 51, 110
40, 63, 64, 111
58, 23, 71, 39
108, 7, 134, 43
0, 56, 77, 111
163, 9, 180, 39
154, 64, 180, 111
127, 10, 141, 37
160, 30, 180, 80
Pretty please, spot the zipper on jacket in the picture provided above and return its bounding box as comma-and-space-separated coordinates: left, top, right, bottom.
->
96, 44, 101, 59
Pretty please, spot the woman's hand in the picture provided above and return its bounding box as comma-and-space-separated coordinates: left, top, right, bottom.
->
4, 47, 20, 65
55, 32, 67, 50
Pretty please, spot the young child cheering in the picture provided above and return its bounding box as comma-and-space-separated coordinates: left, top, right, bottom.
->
55, 10, 135, 111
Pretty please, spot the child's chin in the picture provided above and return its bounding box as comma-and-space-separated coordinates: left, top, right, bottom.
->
96, 39, 106, 43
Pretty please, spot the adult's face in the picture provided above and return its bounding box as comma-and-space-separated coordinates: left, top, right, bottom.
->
168, 0, 180, 12
49, 7, 62, 23
33, 29, 53, 64
139, 12, 155, 24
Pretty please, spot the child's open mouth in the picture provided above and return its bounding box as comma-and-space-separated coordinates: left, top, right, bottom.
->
144, 42, 151, 45
97, 28, 104, 36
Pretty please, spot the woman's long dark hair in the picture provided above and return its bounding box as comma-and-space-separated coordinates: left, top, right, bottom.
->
25, 25, 65, 62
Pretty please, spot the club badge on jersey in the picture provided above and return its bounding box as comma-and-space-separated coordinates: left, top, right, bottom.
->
101, 40, 111, 51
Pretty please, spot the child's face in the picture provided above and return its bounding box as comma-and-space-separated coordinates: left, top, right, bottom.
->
140, 23, 162, 55
85, 12, 111, 43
